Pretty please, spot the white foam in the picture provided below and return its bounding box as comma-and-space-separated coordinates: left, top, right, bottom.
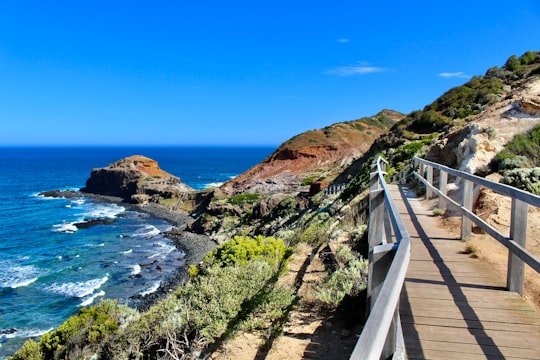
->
52, 222, 78, 233
0, 264, 41, 289
147, 242, 176, 260
0, 327, 54, 340
139, 281, 161, 296
130, 264, 141, 276
79, 290, 105, 307
122, 249, 133, 255
134, 224, 160, 238
204, 181, 224, 189
85, 243, 105, 247
83, 203, 125, 219
45, 275, 109, 298
71, 199, 85, 206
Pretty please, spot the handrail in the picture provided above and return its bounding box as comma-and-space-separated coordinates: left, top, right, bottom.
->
412, 156, 540, 294
350, 157, 411, 360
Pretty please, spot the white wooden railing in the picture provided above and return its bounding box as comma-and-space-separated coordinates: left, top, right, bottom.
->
410, 156, 540, 294
350, 157, 410, 360
351, 155, 540, 359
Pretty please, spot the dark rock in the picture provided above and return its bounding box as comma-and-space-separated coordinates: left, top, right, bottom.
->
74, 218, 117, 229
39, 190, 82, 199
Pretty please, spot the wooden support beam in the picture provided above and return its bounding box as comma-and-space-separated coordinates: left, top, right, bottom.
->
508, 198, 528, 294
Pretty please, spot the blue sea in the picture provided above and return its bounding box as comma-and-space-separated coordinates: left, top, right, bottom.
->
0, 146, 273, 358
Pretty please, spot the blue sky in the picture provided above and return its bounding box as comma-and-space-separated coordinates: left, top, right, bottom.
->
0, 1, 539, 146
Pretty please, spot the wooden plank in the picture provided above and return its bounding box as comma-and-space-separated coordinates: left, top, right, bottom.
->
401, 296, 535, 312
400, 314, 540, 333
404, 339, 540, 359
403, 324, 539, 348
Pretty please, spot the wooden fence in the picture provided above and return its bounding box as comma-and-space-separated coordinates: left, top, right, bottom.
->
350, 155, 540, 359
410, 156, 540, 294
350, 157, 410, 360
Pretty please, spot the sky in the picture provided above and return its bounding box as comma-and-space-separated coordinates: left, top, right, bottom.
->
0, 1, 539, 146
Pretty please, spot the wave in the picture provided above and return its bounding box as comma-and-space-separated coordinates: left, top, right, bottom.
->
122, 249, 133, 254
79, 290, 105, 307
0, 327, 54, 340
83, 203, 125, 219
45, 275, 109, 298
147, 242, 176, 260
52, 221, 78, 233
139, 281, 161, 297
85, 243, 105, 247
130, 264, 141, 276
0, 264, 41, 289
204, 181, 224, 189
133, 224, 160, 238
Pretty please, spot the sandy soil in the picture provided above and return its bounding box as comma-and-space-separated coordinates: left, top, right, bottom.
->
209, 242, 364, 360
439, 180, 540, 313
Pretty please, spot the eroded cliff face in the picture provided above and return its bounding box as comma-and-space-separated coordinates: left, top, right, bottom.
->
427, 78, 540, 173
221, 110, 404, 195
81, 155, 193, 203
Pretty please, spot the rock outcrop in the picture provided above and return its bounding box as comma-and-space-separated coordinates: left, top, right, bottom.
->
81, 155, 193, 203
426, 79, 540, 174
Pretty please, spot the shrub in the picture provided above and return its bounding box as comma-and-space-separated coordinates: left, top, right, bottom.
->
229, 193, 260, 205
298, 213, 331, 246
498, 155, 533, 172
500, 168, 540, 195
492, 124, 540, 171
317, 255, 368, 306
10, 339, 42, 360
202, 235, 291, 269
504, 54, 521, 71
37, 300, 136, 360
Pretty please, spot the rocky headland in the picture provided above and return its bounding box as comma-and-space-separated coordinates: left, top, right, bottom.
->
14, 51, 540, 360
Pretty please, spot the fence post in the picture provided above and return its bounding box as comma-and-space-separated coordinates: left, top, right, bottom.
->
370, 243, 398, 359
438, 170, 448, 210
508, 198, 528, 294
367, 161, 386, 313
461, 179, 473, 240
426, 165, 433, 199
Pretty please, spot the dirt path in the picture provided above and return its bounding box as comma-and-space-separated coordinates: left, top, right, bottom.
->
209, 243, 363, 360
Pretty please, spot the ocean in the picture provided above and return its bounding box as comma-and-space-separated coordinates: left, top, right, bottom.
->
0, 146, 274, 358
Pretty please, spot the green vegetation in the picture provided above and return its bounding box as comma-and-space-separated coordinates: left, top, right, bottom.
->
12, 236, 295, 360
301, 177, 316, 186
492, 124, 540, 171
229, 193, 260, 205
500, 168, 540, 195
317, 246, 368, 306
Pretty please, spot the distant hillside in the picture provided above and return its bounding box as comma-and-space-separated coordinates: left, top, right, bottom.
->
221, 109, 404, 194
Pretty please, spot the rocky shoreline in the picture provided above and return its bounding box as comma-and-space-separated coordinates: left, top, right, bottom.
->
130, 203, 217, 310
40, 189, 217, 311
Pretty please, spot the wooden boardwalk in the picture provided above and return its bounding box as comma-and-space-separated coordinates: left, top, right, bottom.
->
387, 184, 540, 360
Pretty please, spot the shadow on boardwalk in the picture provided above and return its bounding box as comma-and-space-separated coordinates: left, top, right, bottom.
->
393, 184, 540, 360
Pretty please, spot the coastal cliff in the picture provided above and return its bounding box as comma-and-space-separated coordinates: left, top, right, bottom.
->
221, 109, 403, 195
12, 51, 540, 360
81, 155, 193, 204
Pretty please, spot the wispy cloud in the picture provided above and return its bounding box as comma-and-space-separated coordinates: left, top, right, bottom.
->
438, 72, 471, 79
336, 38, 350, 43
327, 64, 386, 76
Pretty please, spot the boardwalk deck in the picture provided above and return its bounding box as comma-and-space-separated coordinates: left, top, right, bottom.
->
387, 184, 540, 360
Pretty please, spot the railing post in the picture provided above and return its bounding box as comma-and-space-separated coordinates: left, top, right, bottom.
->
438, 170, 448, 210
370, 243, 398, 359
508, 199, 528, 294
426, 165, 433, 199
461, 179, 473, 239
367, 160, 386, 314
